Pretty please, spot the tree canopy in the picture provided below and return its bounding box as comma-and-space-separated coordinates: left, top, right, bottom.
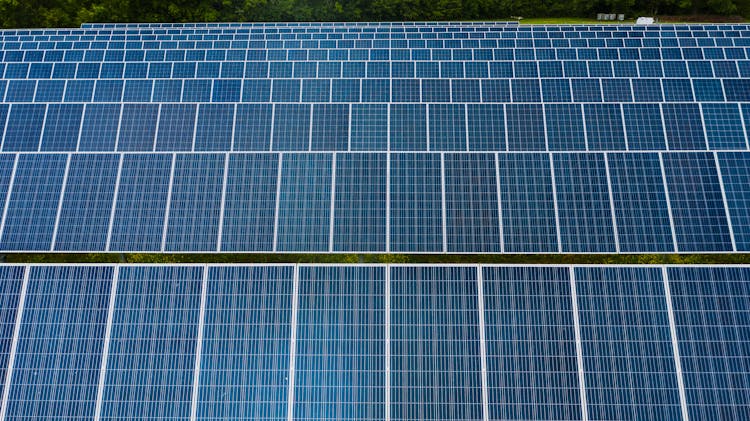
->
0, 0, 746, 29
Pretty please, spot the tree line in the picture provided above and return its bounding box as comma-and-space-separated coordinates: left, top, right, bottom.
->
0, 0, 747, 29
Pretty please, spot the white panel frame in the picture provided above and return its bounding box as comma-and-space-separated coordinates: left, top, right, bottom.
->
189, 265, 209, 421
160, 153, 176, 252
569, 266, 589, 421
216, 153, 229, 252
0, 266, 28, 421
0, 155, 19, 245
93, 266, 119, 421
273, 153, 283, 252
440, 153, 447, 253
603, 153, 621, 253
384, 265, 391, 421
105, 154, 124, 252
659, 152, 680, 252
661, 266, 691, 421
714, 151, 737, 251
286, 265, 300, 421
549, 153, 563, 253
50, 153, 71, 251
328, 152, 336, 252
476, 265, 490, 421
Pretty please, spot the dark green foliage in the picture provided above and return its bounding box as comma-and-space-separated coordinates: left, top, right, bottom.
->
0, 0, 747, 28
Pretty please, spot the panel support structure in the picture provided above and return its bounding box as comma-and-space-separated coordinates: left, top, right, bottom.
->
0, 265, 29, 421
94, 266, 119, 421
286, 265, 300, 421
569, 267, 589, 421
476, 265, 490, 421
661, 267, 691, 421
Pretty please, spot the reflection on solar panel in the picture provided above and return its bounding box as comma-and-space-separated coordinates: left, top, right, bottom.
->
0, 263, 745, 420
0, 21, 747, 252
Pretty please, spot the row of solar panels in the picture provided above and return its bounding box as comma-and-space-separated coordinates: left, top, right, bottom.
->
1, 102, 747, 152
4, 61, 750, 79
7, 36, 750, 48
4, 77, 750, 103
5, 46, 750, 61
6, 30, 750, 42
0, 151, 744, 253
7, 35, 750, 47
77, 21, 739, 29
0, 264, 746, 421
5, 62, 750, 80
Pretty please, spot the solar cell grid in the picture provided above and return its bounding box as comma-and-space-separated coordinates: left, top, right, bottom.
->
0, 266, 24, 402
553, 153, 617, 253
668, 266, 750, 421
101, 265, 202, 421
483, 266, 581, 420
607, 153, 675, 252
662, 152, 733, 252
6, 266, 112, 421
0, 22, 746, 253
391, 266, 482, 421
575, 266, 684, 421
198, 265, 293, 420
295, 266, 385, 421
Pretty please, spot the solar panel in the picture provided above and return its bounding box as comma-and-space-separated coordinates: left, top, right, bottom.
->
108, 153, 172, 251
5, 266, 112, 420
668, 266, 750, 421
444, 153, 501, 252
391, 266, 482, 420
662, 152, 733, 252
607, 153, 674, 252
198, 265, 293, 420
553, 153, 617, 253
295, 266, 384, 420
0, 154, 66, 251
0, 21, 744, 253
333, 153, 387, 252
100, 266, 202, 420
0, 266, 24, 401
54, 153, 119, 251
497, 153, 558, 252
483, 266, 581, 419
575, 266, 684, 420
164, 153, 225, 251
276, 153, 332, 252
2, 263, 746, 420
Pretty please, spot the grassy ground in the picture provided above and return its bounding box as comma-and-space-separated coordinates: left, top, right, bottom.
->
4, 253, 750, 265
